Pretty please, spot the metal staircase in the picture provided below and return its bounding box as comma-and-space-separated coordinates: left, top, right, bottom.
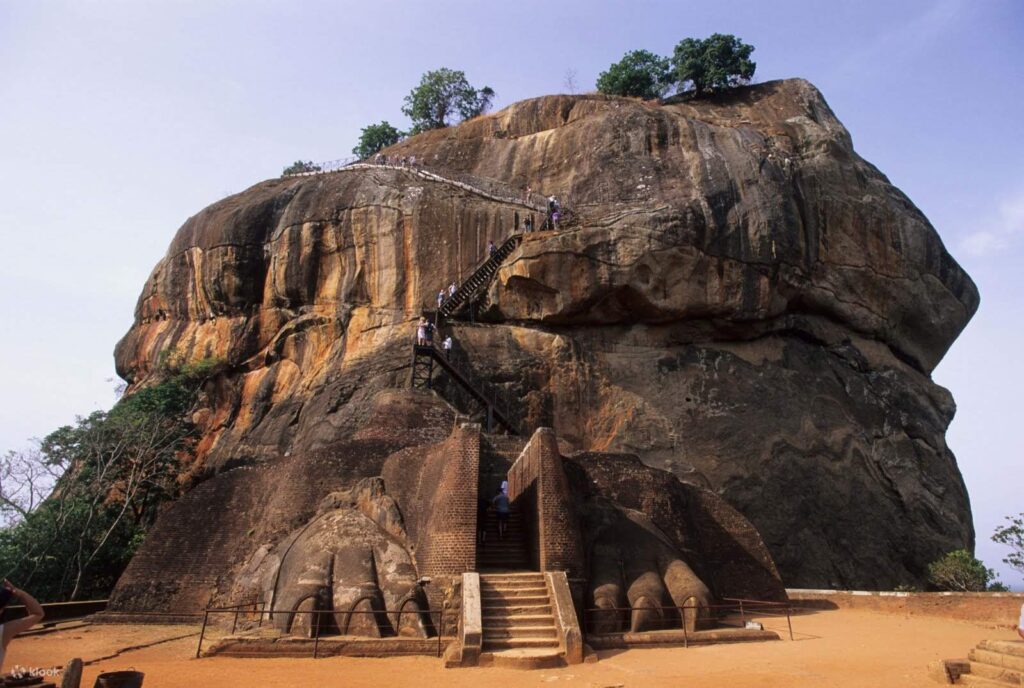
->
439, 233, 524, 319
409, 344, 518, 434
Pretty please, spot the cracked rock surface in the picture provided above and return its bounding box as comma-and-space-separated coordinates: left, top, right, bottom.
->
115, 79, 977, 588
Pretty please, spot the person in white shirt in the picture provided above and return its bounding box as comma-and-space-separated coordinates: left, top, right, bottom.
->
442, 336, 453, 360
0, 580, 44, 670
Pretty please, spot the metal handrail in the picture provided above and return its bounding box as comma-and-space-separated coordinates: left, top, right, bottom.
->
581, 598, 794, 642
196, 603, 449, 659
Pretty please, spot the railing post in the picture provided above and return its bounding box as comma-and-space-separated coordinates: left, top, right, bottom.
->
682, 606, 688, 648
232, 607, 240, 635
313, 610, 321, 659
786, 606, 794, 641
739, 600, 746, 628
196, 610, 209, 659
437, 608, 443, 658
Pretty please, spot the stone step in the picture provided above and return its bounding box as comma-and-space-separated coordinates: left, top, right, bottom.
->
483, 637, 561, 650
482, 588, 549, 599
958, 673, 1017, 687
481, 580, 548, 590
482, 626, 559, 639
968, 659, 1022, 685
480, 572, 544, 580
478, 648, 566, 670
480, 603, 553, 616
481, 594, 550, 607
979, 641, 1024, 659
481, 614, 555, 627
971, 648, 1024, 672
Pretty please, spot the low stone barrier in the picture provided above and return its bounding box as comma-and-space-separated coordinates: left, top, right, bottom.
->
787, 589, 1024, 626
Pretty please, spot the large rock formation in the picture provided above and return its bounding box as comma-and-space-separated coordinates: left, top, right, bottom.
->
114, 79, 977, 589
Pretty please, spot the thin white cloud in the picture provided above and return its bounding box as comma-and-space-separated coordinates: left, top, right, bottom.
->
959, 186, 1024, 257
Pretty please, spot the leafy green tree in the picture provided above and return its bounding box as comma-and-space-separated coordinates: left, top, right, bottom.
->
596, 49, 673, 99
992, 513, 1024, 580
352, 121, 404, 159
0, 354, 222, 600
672, 33, 756, 97
926, 549, 998, 592
281, 160, 321, 176
401, 68, 495, 133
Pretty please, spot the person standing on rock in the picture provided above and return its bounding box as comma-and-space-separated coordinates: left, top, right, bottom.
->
492, 487, 510, 540
0, 580, 44, 671
442, 335, 453, 361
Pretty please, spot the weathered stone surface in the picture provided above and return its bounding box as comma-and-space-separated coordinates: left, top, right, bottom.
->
114, 79, 977, 588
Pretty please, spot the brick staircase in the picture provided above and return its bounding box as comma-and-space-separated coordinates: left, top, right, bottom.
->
478, 572, 563, 667
477, 505, 531, 570
956, 639, 1024, 685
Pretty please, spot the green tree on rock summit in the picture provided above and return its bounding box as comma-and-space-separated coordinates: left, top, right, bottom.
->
672, 33, 756, 96
596, 49, 674, 100
402, 68, 495, 133
352, 121, 403, 159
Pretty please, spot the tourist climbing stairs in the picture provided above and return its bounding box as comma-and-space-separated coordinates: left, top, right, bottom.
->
478, 572, 560, 655
438, 233, 524, 319
477, 505, 530, 570
955, 639, 1024, 686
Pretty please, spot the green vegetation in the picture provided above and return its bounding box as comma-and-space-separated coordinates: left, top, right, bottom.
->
0, 353, 222, 601
596, 49, 673, 99
401, 68, 495, 133
926, 549, 1002, 592
992, 512, 1024, 582
672, 34, 756, 97
352, 121, 404, 159
595, 35, 756, 101
281, 160, 322, 176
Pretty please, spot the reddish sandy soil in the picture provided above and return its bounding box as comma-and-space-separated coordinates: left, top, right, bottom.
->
4, 608, 1020, 688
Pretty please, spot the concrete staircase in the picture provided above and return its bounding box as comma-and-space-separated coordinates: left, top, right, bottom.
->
477, 506, 530, 570
478, 572, 563, 668
956, 639, 1024, 685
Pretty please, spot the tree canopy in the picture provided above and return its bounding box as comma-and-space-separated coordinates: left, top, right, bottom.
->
281, 160, 321, 176
352, 121, 403, 159
401, 68, 495, 133
596, 49, 673, 99
672, 33, 756, 96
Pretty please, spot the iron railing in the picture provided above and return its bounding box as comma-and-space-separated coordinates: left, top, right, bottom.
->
196, 602, 449, 659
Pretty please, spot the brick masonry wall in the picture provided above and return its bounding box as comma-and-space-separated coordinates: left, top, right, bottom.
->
507, 428, 584, 577
383, 422, 480, 576
789, 589, 1024, 625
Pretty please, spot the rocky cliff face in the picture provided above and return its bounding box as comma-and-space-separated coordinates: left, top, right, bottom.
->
115, 79, 978, 588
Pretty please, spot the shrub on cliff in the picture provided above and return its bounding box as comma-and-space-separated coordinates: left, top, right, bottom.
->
402, 68, 494, 133
352, 121, 404, 159
0, 355, 221, 600
281, 160, 321, 176
596, 49, 673, 99
926, 549, 999, 592
672, 33, 756, 96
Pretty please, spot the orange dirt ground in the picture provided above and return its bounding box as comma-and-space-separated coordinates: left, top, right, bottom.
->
4, 608, 1020, 688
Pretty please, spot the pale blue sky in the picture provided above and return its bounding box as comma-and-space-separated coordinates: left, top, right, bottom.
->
1, 0, 1021, 586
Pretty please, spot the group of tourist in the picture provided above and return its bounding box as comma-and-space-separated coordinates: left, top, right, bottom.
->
373, 153, 420, 169
415, 316, 454, 359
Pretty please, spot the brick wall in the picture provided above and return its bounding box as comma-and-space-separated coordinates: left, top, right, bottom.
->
507, 428, 584, 577
383, 422, 480, 576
